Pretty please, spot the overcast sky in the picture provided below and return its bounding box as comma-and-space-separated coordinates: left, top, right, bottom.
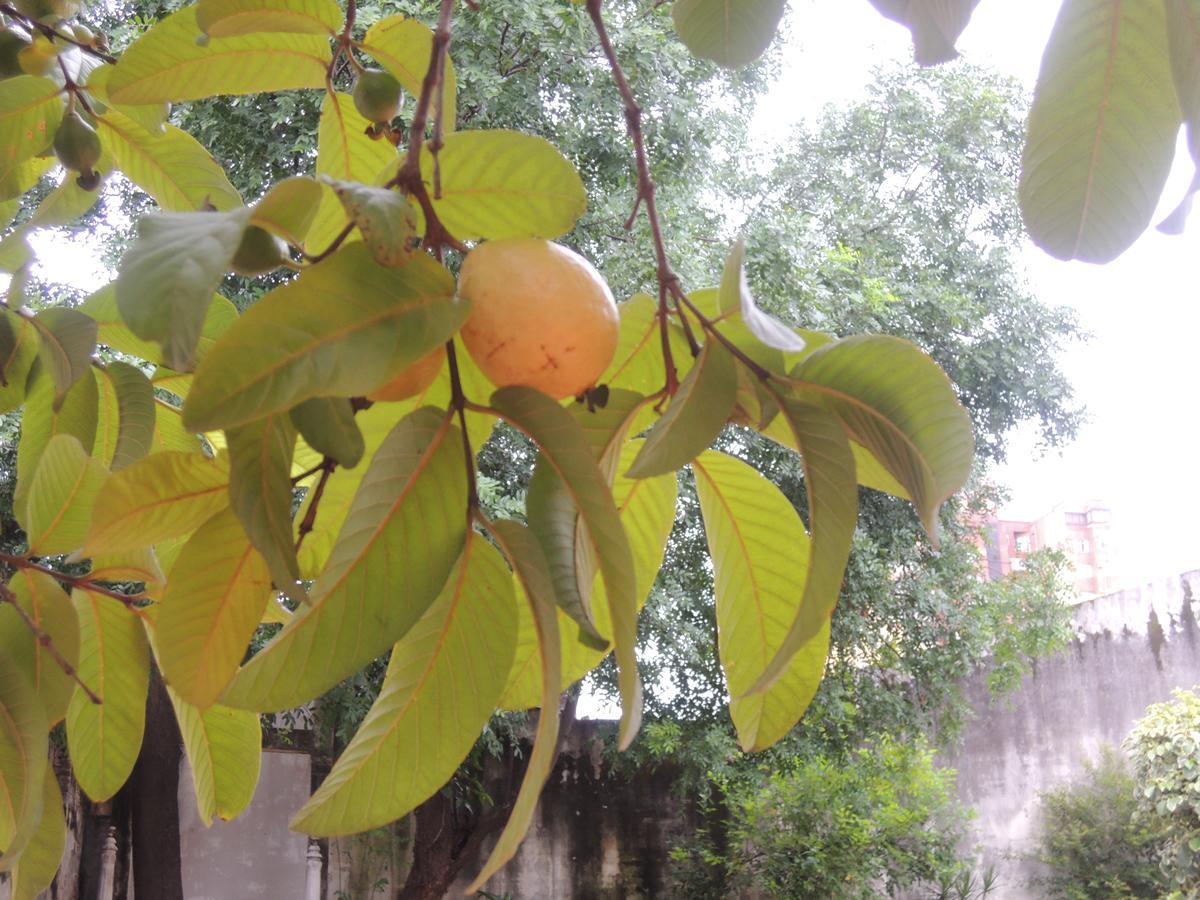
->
751, 0, 1200, 587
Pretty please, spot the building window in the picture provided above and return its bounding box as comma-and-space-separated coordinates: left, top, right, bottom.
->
1015, 533, 1032, 554
1065, 512, 1086, 526
1079, 539, 1090, 554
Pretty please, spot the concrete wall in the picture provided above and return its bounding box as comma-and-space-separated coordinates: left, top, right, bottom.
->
946, 569, 1200, 898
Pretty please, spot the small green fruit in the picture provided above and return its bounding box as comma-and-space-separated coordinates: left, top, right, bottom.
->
17, 35, 57, 76
54, 110, 102, 174
0, 30, 31, 79
71, 23, 93, 45
352, 68, 403, 124
231, 225, 288, 276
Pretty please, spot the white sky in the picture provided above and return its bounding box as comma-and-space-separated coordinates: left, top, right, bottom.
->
753, 0, 1200, 588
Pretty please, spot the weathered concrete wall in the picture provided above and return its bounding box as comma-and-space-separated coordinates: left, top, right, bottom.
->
946, 569, 1200, 899
452, 722, 690, 899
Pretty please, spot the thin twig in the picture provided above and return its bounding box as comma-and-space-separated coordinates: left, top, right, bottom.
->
445, 339, 479, 516
677, 292, 772, 381
300, 221, 356, 264
0, 552, 144, 607
0, 4, 117, 64
586, 0, 679, 396
294, 458, 337, 553
0, 580, 102, 704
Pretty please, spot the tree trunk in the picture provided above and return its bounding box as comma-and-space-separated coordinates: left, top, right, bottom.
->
127, 669, 184, 899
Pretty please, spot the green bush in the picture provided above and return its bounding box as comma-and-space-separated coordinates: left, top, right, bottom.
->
1036, 746, 1166, 898
1127, 687, 1200, 895
671, 736, 985, 899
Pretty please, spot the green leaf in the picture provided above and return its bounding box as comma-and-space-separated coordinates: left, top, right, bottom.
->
419, 130, 587, 241
0, 654, 47, 871
7, 768, 65, 899
108, 6, 330, 104
103, 362, 156, 471
0, 570, 78, 727
306, 91, 399, 255
152, 398, 203, 454
467, 519, 561, 891
289, 397, 364, 469
867, 0, 981, 65
291, 534, 515, 835
0, 76, 63, 182
158, 507, 274, 709
325, 178, 418, 268
66, 591, 149, 802
602, 294, 676, 397
490, 387, 642, 749
167, 689, 262, 826
183, 244, 465, 432
671, 0, 786, 68
762, 413, 910, 500
225, 413, 304, 601
718, 238, 807, 352
26, 162, 110, 228
627, 341, 737, 479
25, 434, 109, 556
86, 450, 230, 556
116, 208, 252, 371
1020, 0, 1179, 262
99, 109, 242, 211
692, 450, 831, 750
743, 400, 856, 697
82, 283, 237, 369
0, 156, 52, 204
14, 370, 99, 531
785, 334, 973, 538
196, 0, 342, 37
82, 64, 169, 136
0, 308, 38, 414
221, 408, 467, 713
249, 175, 323, 246
360, 15, 456, 133
31, 307, 97, 404
1160, 0, 1200, 233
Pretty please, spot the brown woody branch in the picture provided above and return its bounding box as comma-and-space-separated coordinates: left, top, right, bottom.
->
0, 552, 143, 607
445, 339, 479, 516
0, 579, 102, 703
293, 457, 337, 553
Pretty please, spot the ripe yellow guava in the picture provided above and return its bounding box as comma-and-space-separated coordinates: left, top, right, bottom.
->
368, 345, 445, 402
457, 239, 619, 400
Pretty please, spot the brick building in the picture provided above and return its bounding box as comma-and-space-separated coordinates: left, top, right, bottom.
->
978, 500, 1117, 598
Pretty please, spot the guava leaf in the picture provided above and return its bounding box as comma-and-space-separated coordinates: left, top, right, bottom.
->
325, 178, 418, 268
30, 307, 97, 405
0, 570, 79, 728
250, 175, 323, 246
25, 434, 108, 556
82, 284, 237, 369
0, 308, 38, 414
116, 207, 251, 372
1020, 0, 1179, 262
183, 244, 465, 432
86, 451, 231, 556
167, 688, 262, 826
692, 450, 831, 750
0, 655, 47, 872
672, 0, 786, 68
867, 0, 981, 65
289, 397, 364, 469
66, 592, 149, 802
221, 409, 467, 713
0, 76, 63, 183
420, 130, 586, 241
291, 534, 515, 835
100, 362, 156, 471
196, 0, 342, 37
108, 6, 330, 104
718, 238, 806, 352
6, 768, 65, 899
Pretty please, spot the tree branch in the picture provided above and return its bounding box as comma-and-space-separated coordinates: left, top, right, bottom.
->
0, 552, 144, 607
293, 457, 337, 554
0, 4, 117, 64
0, 580, 102, 703
445, 339, 478, 517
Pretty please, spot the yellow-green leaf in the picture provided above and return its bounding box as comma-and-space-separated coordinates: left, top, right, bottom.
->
83, 64, 169, 136
718, 238, 807, 352
325, 178, 418, 268
1020, 0, 1180, 262
159, 508, 274, 709
7, 768, 65, 899
250, 175, 323, 246
197, 0, 342, 37
467, 519, 560, 892
86, 451, 230, 556
867, 0, 981, 65
25, 434, 109, 556
289, 396, 364, 469
184, 244, 465, 432
0, 570, 78, 727
672, 0, 786, 68
420, 130, 586, 241
0, 76, 63, 183
103, 362, 156, 470
692, 450, 830, 751
100, 109, 242, 211
221, 409, 467, 713
167, 689, 262, 826
0, 655, 46, 871
30, 307, 97, 404
108, 6, 330, 104
291, 534, 515, 835
0, 307, 38, 414
360, 15, 456, 132
66, 592, 149, 802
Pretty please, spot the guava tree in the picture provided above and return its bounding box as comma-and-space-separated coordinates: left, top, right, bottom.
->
0, 1, 1191, 898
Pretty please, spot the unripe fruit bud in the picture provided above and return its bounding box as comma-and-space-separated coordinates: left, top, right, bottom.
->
352, 68, 403, 124
231, 225, 288, 276
54, 110, 102, 174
